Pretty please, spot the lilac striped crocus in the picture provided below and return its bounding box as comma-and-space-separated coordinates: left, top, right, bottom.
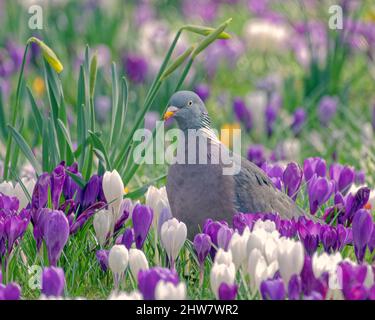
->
41, 267, 65, 297
132, 204, 153, 250
352, 209, 373, 263
307, 174, 335, 215
138, 267, 179, 300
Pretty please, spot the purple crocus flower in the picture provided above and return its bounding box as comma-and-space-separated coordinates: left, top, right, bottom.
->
193, 233, 211, 267
218, 283, 237, 300
51, 164, 66, 209
41, 267, 65, 297
307, 174, 335, 215
265, 105, 278, 137
288, 275, 301, 300
291, 108, 306, 135
44, 210, 70, 266
63, 162, 82, 202
303, 157, 326, 181
261, 162, 284, 190
157, 207, 172, 236
247, 144, 266, 168
217, 225, 233, 250
121, 228, 135, 250
352, 209, 373, 263
203, 219, 229, 258
260, 278, 285, 300
138, 267, 179, 300
123, 53, 148, 84
4, 212, 30, 254
355, 170, 366, 185
0, 193, 19, 210
69, 202, 106, 235
0, 282, 21, 300
194, 84, 210, 102
329, 163, 355, 195
132, 204, 153, 249
81, 174, 101, 210
339, 262, 368, 300
233, 97, 252, 132
320, 225, 338, 253
32, 173, 51, 209
182, 0, 218, 22
340, 187, 370, 225
300, 255, 329, 299
96, 249, 109, 272
283, 162, 303, 201
318, 96, 338, 126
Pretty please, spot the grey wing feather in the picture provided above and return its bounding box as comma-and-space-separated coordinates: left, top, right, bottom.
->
233, 157, 306, 219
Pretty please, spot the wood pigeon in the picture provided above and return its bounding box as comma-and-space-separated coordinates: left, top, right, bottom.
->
163, 90, 309, 238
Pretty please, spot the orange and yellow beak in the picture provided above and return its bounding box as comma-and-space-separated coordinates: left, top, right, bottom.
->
163, 106, 179, 121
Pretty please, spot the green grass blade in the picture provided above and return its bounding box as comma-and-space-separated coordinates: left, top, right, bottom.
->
26, 86, 43, 136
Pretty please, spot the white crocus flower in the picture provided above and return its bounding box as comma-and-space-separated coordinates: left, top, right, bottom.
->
0, 178, 35, 210
108, 245, 129, 288
108, 290, 143, 300
228, 228, 250, 271
93, 209, 112, 247
102, 170, 124, 223
160, 218, 187, 269
129, 248, 149, 280
277, 238, 304, 285
253, 220, 276, 233
264, 237, 279, 265
155, 281, 186, 300
247, 228, 268, 255
214, 248, 233, 267
145, 185, 170, 232
210, 262, 236, 299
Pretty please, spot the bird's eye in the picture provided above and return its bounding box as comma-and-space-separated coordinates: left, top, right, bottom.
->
188, 100, 193, 106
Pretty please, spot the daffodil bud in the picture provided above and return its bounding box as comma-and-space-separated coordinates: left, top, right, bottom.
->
109, 245, 129, 288
155, 281, 186, 300
160, 45, 195, 81
93, 209, 112, 247
89, 51, 98, 99
129, 248, 149, 280
160, 218, 187, 269
27, 37, 63, 73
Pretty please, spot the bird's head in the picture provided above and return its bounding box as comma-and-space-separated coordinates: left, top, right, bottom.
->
163, 91, 210, 131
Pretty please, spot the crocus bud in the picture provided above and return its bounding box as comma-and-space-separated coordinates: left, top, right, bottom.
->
307, 174, 335, 215
32, 173, 51, 209
44, 210, 69, 266
121, 228, 135, 249
210, 263, 236, 299
329, 163, 355, 195
303, 157, 326, 181
260, 278, 285, 300
217, 225, 233, 250
291, 108, 306, 135
42, 267, 65, 297
218, 283, 237, 300
102, 170, 124, 222
145, 185, 170, 233
0, 283, 21, 300
108, 245, 129, 287
277, 239, 304, 285
228, 230, 249, 271
93, 209, 112, 247
283, 162, 303, 201
51, 164, 66, 209
194, 83, 210, 102
160, 218, 187, 269
96, 249, 109, 272
233, 97, 252, 132
82, 175, 101, 209
193, 233, 211, 267
129, 248, 149, 280
138, 267, 179, 300
155, 281, 186, 300
352, 209, 373, 263
318, 96, 338, 126
132, 204, 153, 249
